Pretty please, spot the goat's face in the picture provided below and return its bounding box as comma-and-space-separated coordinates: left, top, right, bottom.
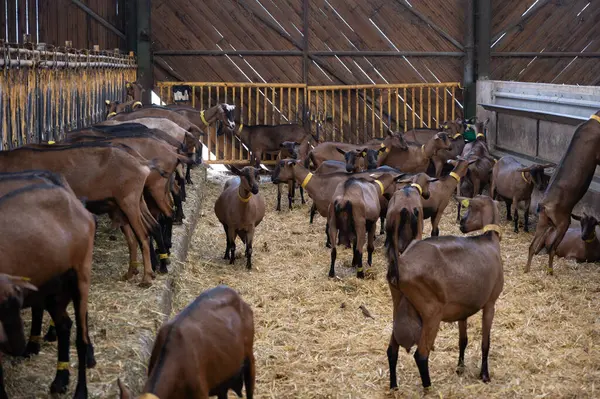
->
396, 172, 437, 200
434, 132, 452, 151
0, 275, 37, 356
104, 100, 118, 118
522, 163, 553, 191
365, 149, 379, 170
441, 119, 464, 135
578, 213, 599, 242
217, 103, 236, 131
458, 195, 497, 233
232, 166, 260, 194
382, 130, 409, 151
447, 157, 477, 179
271, 159, 297, 184
336, 148, 364, 172
280, 141, 300, 160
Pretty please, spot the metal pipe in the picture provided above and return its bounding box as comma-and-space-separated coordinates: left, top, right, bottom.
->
477, 0, 491, 80
4, 0, 8, 41
0, 59, 136, 67
71, 0, 126, 39
153, 49, 465, 57
492, 52, 600, 58
463, 0, 475, 118
14, 0, 18, 43
35, 0, 39, 43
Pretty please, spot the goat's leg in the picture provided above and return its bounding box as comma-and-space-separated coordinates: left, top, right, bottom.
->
223, 224, 231, 259
300, 186, 306, 204
245, 229, 255, 269
547, 220, 569, 275
366, 220, 376, 272
456, 319, 468, 374
121, 224, 140, 280
288, 181, 295, 210
414, 314, 442, 389
310, 203, 317, 224
276, 183, 282, 212
387, 334, 400, 390
23, 306, 44, 356
44, 319, 57, 342
456, 203, 462, 223
228, 226, 237, 265
513, 197, 520, 233
47, 296, 73, 395
328, 221, 338, 278
431, 212, 441, 236
244, 353, 256, 399
355, 223, 366, 279
505, 199, 513, 221
379, 214, 385, 235
0, 361, 6, 399
185, 164, 193, 185
525, 211, 552, 273
480, 303, 496, 383
325, 223, 331, 248
524, 199, 531, 232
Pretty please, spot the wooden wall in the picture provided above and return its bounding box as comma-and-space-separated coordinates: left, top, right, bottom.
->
1, 0, 125, 49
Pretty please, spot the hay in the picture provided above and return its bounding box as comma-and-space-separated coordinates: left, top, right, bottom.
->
3, 169, 203, 398
173, 172, 600, 398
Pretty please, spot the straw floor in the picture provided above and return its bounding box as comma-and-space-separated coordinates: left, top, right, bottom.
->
5, 168, 600, 398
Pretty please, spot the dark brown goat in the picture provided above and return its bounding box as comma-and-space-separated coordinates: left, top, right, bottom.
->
0, 274, 38, 398
274, 141, 305, 211
544, 213, 600, 262
377, 132, 452, 172
105, 99, 143, 118
0, 143, 160, 286
327, 173, 396, 278
168, 103, 237, 132
455, 154, 496, 223
490, 156, 554, 232
215, 167, 266, 269
431, 121, 467, 177
385, 173, 436, 256
117, 285, 255, 399
421, 158, 476, 236
0, 174, 96, 397
386, 195, 504, 390
526, 114, 600, 274
110, 107, 205, 141
125, 81, 144, 101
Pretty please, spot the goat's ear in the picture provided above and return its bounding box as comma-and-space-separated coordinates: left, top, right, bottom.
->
427, 178, 439, 182
336, 147, 346, 155
467, 159, 478, 165
517, 167, 532, 173
117, 379, 132, 399
230, 166, 242, 176
286, 160, 296, 166
571, 214, 582, 221
105, 100, 111, 105
378, 146, 387, 154
455, 196, 471, 208
7, 276, 38, 292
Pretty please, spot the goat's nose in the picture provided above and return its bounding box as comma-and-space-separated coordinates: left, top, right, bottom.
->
251, 185, 259, 194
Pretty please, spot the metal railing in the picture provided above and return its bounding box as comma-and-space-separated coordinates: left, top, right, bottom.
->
155, 81, 463, 165
0, 43, 137, 149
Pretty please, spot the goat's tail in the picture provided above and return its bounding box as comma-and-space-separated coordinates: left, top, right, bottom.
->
334, 198, 354, 248
145, 158, 171, 179
385, 209, 403, 286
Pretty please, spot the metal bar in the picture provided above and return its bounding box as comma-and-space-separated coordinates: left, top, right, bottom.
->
192, 86, 196, 108
216, 86, 220, 161
296, 87, 299, 123
247, 87, 251, 124
395, 90, 399, 130
355, 90, 359, 144
308, 83, 460, 90
392, 0, 464, 51
463, 0, 475, 119
238, 86, 242, 160
477, 0, 492, 79
232, 86, 236, 161
279, 87, 283, 123
412, 88, 415, 129
363, 88, 366, 143
379, 90, 383, 137
153, 49, 465, 57
492, 52, 600, 58
340, 89, 344, 142
324, 90, 328, 140
420, 87, 423, 128
71, 0, 126, 39
271, 87, 275, 124
302, 0, 309, 91
255, 88, 259, 125
451, 87, 456, 120
263, 89, 267, 124
371, 88, 375, 139
404, 88, 407, 132
444, 88, 447, 122
435, 88, 439, 127
200, 86, 204, 110
387, 89, 391, 131
156, 81, 457, 89
427, 88, 431, 127
287, 88, 291, 121
137, 0, 152, 105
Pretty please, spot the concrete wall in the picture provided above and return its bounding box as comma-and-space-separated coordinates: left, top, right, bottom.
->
477, 80, 600, 219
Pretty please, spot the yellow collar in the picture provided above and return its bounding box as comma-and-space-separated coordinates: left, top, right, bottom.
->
139, 394, 160, 399
374, 179, 385, 195
301, 173, 313, 189
380, 143, 390, 153
476, 133, 485, 139
200, 110, 210, 126
47, 140, 55, 145
584, 230, 596, 243
107, 112, 117, 118
133, 101, 142, 108
238, 190, 252, 203
238, 123, 244, 134
590, 114, 600, 124
449, 171, 460, 182
482, 224, 502, 240
421, 145, 426, 156
411, 183, 423, 196
453, 133, 462, 139
521, 171, 531, 184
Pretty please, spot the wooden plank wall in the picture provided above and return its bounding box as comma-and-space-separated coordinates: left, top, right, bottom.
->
1, 0, 124, 49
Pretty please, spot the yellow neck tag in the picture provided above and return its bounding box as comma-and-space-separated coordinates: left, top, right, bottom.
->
47, 141, 55, 145
483, 224, 502, 240
238, 190, 252, 203
453, 133, 462, 139
476, 133, 485, 139
133, 101, 142, 108
585, 230, 596, 243
380, 143, 385, 148
449, 172, 460, 182
238, 124, 244, 134
107, 112, 117, 118
421, 145, 426, 156
374, 179, 385, 195
57, 362, 69, 371
301, 173, 313, 189
590, 114, 600, 124
411, 183, 423, 196
130, 261, 141, 268
139, 394, 160, 399
521, 171, 531, 184
158, 253, 169, 260
461, 199, 470, 208
200, 110, 209, 126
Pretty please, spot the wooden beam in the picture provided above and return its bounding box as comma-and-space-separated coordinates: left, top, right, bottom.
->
154, 56, 186, 82
393, 0, 464, 51
463, 0, 475, 118
71, 0, 126, 39
302, 0, 309, 85
153, 49, 464, 57
491, 0, 551, 45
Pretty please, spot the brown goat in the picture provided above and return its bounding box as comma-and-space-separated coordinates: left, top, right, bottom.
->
105, 99, 143, 118
327, 173, 396, 278
215, 167, 266, 269
544, 213, 600, 262
377, 132, 452, 172
168, 103, 237, 132
385, 173, 436, 255
274, 141, 306, 211
431, 121, 467, 177
125, 81, 144, 101
421, 158, 476, 236
0, 143, 160, 286
110, 107, 205, 141
461, 121, 490, 158
117, 285, 255, 399
386, 195, 504, 390
455, 154, 496, 222
490, 156, 554, 232
0, 173, 96, 397
526, 114, 600, 274
0, 274, 38, 398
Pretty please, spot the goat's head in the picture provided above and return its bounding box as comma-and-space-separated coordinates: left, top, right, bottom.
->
517, 163, 554, 191
231, 165, 260, 194
280, 141, 301, 160
365, 148, 379, 170
447, 157, 478, 179
457, 195, 499, 233
433, 132, 452, 152
441, 119, 465, 136
572, 213, 599, 243
0, 275, 37, 356
336, 148, 366, 173
271, 159, 298, 184
395, 172, 438, 200
381, 129, 409, 152
216, 103, 236, 131
104, 100, 118, 118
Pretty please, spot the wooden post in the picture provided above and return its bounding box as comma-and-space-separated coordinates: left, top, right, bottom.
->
302, 0, 309, 122
463, 0, 476, 119
136, 0, 152, 105
476, 0, 492, 80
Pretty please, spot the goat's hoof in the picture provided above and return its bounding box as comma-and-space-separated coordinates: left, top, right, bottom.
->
357, 271, 365, 279
50, 370, 70, 394
514, 229, 519, 233
328, 272, 335, 278
138, 280, 153, 288
325, 243, 332, 248
480, 373, 490, 383
524, 228, 529, 233
44, 326, 57, 342
186, 179, 193, 185
86, 345, 97, 369
456, 365, 465, 375
158, 265, 169, 274
23, 341, 40, 357
506, 216, 512, 221
173, 219, 184, 226
546, 268, 554, 276
109, 235, 117, 241
229, 259, 235, 265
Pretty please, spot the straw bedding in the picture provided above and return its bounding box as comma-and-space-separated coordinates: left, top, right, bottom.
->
4, 168, 600, 398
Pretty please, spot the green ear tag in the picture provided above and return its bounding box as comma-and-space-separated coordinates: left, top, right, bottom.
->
461, 199, 470, 208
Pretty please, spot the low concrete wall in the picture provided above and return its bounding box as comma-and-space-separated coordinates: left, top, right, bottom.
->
477, 80, 600, 219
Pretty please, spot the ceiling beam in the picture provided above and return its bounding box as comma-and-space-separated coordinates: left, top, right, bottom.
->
491, 0, 551, 45
153, 49, 465, 57
71, 0, 126, 39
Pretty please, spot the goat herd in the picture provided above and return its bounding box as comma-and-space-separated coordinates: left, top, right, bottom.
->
0, 79, 598, 398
